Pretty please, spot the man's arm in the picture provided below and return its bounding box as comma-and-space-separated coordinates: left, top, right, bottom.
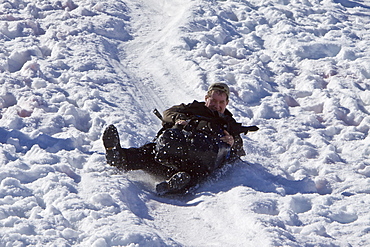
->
220, 130, 235, 146
162, 103, 188, 125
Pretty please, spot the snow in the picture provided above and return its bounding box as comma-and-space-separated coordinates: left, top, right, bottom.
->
0, 0, 370, 245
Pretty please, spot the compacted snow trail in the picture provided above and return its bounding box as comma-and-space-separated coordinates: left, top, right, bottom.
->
108, 1, 267, 245
120, 0, 200, 113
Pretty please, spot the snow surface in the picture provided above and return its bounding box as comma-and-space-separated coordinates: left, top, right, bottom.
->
1, 0, 370, 246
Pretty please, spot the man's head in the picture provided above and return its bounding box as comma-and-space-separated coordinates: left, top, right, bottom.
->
205, 83, 230, 114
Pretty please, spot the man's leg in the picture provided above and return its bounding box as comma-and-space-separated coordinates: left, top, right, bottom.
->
103, 125, 198, 195
123, 143, 177, 178
102, 125, 176, 178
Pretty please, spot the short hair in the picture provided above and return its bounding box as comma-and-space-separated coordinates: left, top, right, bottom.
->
206, 89, 229, 101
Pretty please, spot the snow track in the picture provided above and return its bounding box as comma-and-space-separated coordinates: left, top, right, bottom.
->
121, 0, 201, 112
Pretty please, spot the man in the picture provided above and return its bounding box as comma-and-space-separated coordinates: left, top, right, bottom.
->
103, 83, 246, 195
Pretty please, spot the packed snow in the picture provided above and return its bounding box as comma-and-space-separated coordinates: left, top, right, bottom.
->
1, 0, 370, 246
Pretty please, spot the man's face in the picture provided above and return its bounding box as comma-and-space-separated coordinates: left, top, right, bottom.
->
205, 91, 229, 114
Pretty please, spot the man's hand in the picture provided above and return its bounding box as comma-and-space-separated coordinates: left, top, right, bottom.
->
220, 130, 234, 146
175, 119, 189, 126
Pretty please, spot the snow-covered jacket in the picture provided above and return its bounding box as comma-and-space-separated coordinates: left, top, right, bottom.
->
162, 100, 246, 159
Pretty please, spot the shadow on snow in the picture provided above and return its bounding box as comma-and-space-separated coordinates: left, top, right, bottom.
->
0, 127, 76, 154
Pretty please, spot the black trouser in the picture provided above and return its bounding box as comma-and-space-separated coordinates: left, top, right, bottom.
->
119, 142, 209, 187
119, 143, 177, 179
154, 128, 228, 179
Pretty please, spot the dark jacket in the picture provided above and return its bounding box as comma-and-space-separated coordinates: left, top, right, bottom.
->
162, 100, 246, 158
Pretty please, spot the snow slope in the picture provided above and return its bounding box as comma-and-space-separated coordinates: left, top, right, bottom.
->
0, 0, 370, 246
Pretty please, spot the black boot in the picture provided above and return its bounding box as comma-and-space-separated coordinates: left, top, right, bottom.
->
102, 125, 125, 168
156, 171, 191, 195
